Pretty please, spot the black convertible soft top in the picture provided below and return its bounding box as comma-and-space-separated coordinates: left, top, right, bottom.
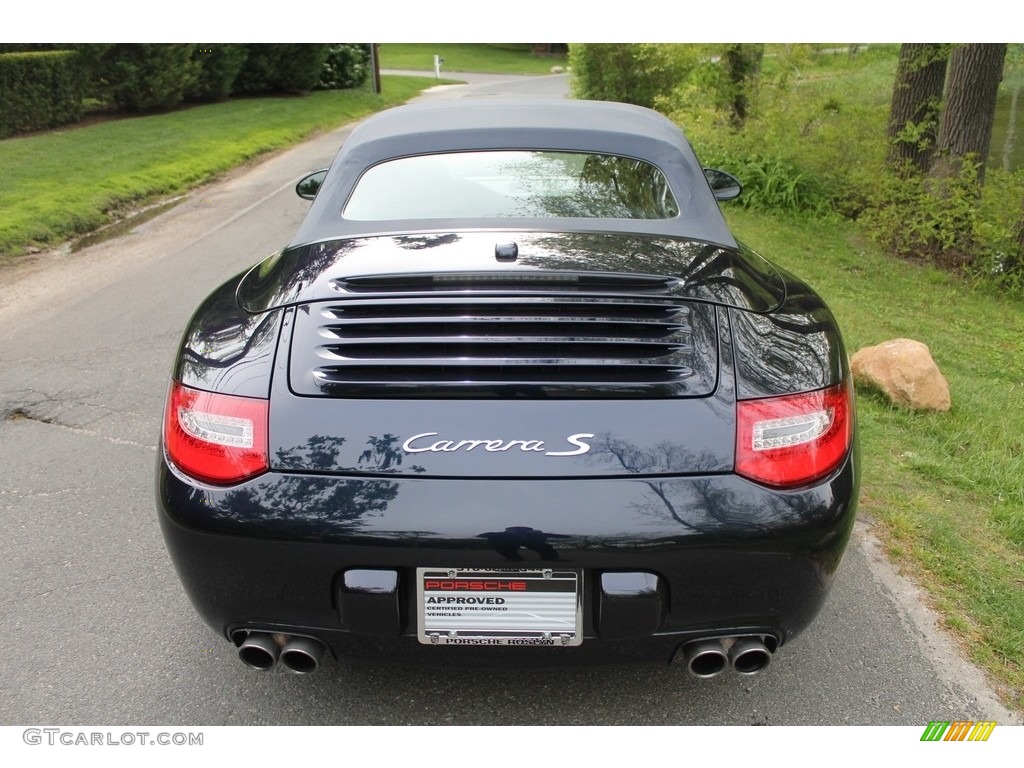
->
290, 99, 737, 249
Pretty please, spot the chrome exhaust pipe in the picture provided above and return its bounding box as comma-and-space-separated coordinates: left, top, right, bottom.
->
681, 639, 729, 679
728, 637, 772, 675
238, 632, 280, 670
280, 636, 325, 674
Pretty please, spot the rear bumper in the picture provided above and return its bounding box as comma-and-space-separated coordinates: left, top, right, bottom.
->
156, 451, 858, 664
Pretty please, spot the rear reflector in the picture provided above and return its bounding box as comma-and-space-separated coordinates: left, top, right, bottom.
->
163, 382, 269, 485
736, 381, 852, 488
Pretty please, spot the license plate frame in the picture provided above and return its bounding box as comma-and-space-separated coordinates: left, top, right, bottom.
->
416, 568, 583, 647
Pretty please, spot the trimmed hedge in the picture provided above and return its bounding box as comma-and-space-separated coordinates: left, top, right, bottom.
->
100, 44, 200, 112
233, 44, 331, 95
0, 43, 370, 138
187, 44, 249, 102
0, 51, 84, 138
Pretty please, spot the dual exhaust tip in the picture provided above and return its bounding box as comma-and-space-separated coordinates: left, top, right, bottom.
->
680, 636, 774, 678
237, 632, 325, 674
237, 631, 769, 677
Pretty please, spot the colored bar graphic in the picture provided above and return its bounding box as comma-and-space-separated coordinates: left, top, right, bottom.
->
920, 720, 996, 742
968, 721, 997, 741
921, 721, 950, 741
945, 721, 973, 741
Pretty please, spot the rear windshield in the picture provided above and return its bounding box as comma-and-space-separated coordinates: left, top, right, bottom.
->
343, 150, 679, 221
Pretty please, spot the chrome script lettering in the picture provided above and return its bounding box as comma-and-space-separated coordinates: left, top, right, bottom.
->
402, 432, 594, 456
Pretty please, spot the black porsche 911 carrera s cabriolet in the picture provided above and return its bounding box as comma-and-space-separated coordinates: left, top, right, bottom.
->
157, 98, 858, 676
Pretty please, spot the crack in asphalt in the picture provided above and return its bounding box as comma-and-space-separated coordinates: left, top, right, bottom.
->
0, 568, 153, 609
0, 486, 96, 499
3, 404, 156, 451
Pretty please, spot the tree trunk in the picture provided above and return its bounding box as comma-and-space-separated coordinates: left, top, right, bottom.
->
886, 44, 948, 174
723, 44, 764, 128
933, 43, 1008, 184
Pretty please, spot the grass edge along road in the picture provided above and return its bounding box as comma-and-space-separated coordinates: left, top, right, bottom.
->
0, 75, 437, 259
726, 208, 1024, 712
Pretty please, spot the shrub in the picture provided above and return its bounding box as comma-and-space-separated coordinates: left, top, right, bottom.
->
715, 154, 832, 216
569, 44, 699, 109
860, 162, 1024, 293
0, 50, 84, 138
666, 54, 889, 220
100, 44, 199, 112
0, 44, 61, 53
187, 44, 248, 102
233, 44, 331, 95
317, 44, 371, 90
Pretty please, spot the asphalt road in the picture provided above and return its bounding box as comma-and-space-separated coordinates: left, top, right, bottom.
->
0, 72, 1017, 726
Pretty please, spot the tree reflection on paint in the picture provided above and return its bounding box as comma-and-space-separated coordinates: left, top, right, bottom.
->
587, 433, 839, 535
209, 433, 423, 538
476, 526, 570, 560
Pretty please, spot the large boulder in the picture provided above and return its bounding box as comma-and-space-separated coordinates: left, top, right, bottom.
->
851, 339, 952, 411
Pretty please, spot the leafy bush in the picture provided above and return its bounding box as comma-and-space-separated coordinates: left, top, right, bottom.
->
712, 153, 832, 216
972, 169, 1024, 292
100, 44, 199, 112
861, 164, 980, 266
0, 50, 84, 138
187, 44, 248, 102
233, 44, 331, 95
317, 44, 371, 90
569, 44, 700, 108
668, 74, 888, 219
861, 161, 1024, 290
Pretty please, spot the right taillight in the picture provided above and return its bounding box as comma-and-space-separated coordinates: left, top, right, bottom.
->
163, 381, 269, 485
736, 380, 853, 489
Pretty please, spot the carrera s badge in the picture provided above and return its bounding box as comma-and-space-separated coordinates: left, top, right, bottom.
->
401, 432, 594, 457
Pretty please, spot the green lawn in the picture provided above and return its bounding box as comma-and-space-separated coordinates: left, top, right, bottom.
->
0, 75, 436, 258
379, 43, 566, 75
726, 207, 1024, 710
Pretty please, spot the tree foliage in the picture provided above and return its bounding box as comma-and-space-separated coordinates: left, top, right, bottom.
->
569, 44, 698, 109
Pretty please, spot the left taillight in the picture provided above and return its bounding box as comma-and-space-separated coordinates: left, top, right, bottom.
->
163, 381, 269, 485
736, 380, 853, 489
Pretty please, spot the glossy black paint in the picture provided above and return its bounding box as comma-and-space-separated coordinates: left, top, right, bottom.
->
157, 449, 857, 662
174, 275, 283, 399
730, 267, 850, 399
158, 99, 860, 667
271, 302, 731, 477
236, 232, 786, 316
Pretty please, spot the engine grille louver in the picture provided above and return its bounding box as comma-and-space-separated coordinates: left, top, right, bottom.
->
290, 272, 717, 398
333, 272, 683, 294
